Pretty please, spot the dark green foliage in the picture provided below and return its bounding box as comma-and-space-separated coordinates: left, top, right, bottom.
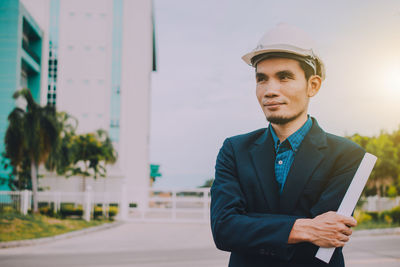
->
199, 178, 214, 188
3, 89, 60, 212
348, 127, 400, 197
365, 211, 379, 221
66, 130, 117, 179
59, 204, 83, 218
45, 112, 78, 175
389, 206, 400, 223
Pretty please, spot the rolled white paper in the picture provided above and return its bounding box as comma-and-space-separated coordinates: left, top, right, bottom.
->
315, 152, 377, 263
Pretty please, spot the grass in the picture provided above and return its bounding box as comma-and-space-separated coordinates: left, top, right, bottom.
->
0, 213, 110, 242
354, 220, 400, 230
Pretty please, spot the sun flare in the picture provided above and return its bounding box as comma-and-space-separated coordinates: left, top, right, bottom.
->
385, 66, 400, 95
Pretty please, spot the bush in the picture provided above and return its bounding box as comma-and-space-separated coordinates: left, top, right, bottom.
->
387, 185, 398, 198
354, 210, 373, 224
93, 206, 103, 219
389, 206, 400, 223
108, 206, 118, 218
92, 206, 118, 219
378, 210, 391, 222
365, 211, 379, 221
60, 204, 83, 218
376, 207, 400, 224
0, 205, 16, 213
39, 206, 54, 216
384, 214, 393, 224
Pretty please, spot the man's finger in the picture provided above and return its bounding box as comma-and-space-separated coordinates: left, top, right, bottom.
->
340, 226, 352, 236
338, 215, 357, 227
337, 233, 350, 242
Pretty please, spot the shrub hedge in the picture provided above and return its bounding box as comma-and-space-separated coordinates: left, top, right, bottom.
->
355, 206, 400, 225
38, 203, 118, 220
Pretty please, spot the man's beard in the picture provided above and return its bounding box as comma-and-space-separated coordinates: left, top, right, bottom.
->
266, 110, 304, 125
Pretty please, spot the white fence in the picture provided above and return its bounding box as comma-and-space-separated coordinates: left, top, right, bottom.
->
0, 188, 211, 223
128, 189, 211, 223
360, 196, 400, 212
1, 190, 399, 222
0, 190, 30, 215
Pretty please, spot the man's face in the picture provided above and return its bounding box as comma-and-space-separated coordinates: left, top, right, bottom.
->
255, 57, 310, 125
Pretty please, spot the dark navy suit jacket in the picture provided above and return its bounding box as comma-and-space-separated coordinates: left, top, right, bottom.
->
211, 118, 365, 267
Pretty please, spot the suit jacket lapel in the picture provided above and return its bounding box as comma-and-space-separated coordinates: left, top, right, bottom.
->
249, 128, 280, 213
279, 119, 328, 214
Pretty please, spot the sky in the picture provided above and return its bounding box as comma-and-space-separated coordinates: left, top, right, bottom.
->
150, 0, 400, 189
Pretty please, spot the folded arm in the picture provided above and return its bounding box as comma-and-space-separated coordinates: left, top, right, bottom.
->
288, 147, 364, 247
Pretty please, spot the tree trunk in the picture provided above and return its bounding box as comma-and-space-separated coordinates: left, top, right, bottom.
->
31, 161, 39, 213
82, 161, 88, 192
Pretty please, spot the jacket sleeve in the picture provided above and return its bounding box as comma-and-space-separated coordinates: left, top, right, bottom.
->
210, 138, 302, 260
310, 146, 366, 217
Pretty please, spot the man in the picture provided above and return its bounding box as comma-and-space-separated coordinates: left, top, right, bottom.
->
210, 23, 365, 267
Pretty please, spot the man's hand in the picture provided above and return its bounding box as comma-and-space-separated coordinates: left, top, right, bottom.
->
288, 211, 357, 248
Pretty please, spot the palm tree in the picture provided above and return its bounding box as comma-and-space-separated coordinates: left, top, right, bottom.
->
4, 89, 59, 213
67, 129, 117, 191
45, 111, 78, 175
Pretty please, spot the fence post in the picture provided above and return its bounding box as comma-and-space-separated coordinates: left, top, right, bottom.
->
103, 192, 108, 219
172, 190, 176, 220
56, 192, 61, 214
119, 183, 128, 221
83, 186, 92, 222
20, 190, 30, 215
19, 191, 24, 214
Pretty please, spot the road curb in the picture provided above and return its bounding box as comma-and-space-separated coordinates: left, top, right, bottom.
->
0, 221, 123, 249
353, 227, 400, 237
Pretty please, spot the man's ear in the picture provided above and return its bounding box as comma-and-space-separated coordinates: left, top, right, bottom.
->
307, 75, 322, 97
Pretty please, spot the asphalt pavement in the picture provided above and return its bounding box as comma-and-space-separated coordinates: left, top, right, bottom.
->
0, 222, 399, 267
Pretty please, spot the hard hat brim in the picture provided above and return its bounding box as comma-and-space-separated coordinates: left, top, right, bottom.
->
241, 45, 326, 80
242, 44, 314, 66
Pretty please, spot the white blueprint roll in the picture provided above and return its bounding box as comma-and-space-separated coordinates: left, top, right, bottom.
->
315, 152, 377, 263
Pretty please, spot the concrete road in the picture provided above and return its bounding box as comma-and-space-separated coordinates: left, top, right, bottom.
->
344, 234, 400, 267
0, 222, 399, 267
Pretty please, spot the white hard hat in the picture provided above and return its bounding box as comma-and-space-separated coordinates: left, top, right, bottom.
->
242, 23, 326, 80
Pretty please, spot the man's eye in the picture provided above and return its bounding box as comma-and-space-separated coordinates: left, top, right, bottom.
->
257, 77, 266, 83
279, 74, 293, 80
280, 76, 289, 81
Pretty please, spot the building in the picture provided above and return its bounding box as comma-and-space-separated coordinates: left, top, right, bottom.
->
1, 0, 156, 210
0, 0, 47, 190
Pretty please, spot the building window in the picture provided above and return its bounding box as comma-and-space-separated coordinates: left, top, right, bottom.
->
47, 44, 58, 106
110, 119, 120, 128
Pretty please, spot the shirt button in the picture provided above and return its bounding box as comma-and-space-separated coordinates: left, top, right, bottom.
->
278, 160, 283, 165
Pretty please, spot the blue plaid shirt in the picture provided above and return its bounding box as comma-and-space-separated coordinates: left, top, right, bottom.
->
269, 116, 313, 193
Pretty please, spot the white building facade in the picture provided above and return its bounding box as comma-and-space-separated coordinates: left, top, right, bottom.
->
22, 0, 155, 209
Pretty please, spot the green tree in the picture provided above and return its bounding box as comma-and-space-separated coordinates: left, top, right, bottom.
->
366, 132, 399, 196
199, 178, 214, 188
3, 89, 59, 212
349, 130, 400, 196
45, 111, 78, 175
66, 129, 117, 191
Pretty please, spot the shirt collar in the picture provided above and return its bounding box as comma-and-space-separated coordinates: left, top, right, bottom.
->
269, 115, 313, 152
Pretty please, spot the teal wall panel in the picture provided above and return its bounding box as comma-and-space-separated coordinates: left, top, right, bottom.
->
110, 0, 123, 143
0, 0, 43, 190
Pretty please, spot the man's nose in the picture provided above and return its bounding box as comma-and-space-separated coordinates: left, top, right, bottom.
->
263, 79, 280, 98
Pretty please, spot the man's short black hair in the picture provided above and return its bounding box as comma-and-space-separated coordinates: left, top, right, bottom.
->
298, 60, 315, 81
254, 54, 316, 81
